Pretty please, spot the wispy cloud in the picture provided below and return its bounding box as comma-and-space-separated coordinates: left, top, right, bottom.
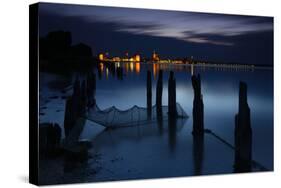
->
40, 3, 273, 46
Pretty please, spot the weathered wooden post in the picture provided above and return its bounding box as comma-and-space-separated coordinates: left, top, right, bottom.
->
156, 70, 163, 117
80, 80, 87, 114
191, 74, 205, 173
192, 134, 204, 175
168, 115, 177, 151
191, 74, 204, 135
147, 70, 152, 119
64, 77, 80, 137
167, 71, 177, 150
168, 71, 177, 117
64, 97, 73, 137
234, 82, 252, 172
64, 77, 87, 137
86, 72, 96, 108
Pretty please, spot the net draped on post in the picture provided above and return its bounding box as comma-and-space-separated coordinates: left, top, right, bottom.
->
84, 103, 188, 128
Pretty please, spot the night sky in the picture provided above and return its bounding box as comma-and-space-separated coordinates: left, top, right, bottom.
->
39, 3, 273, 65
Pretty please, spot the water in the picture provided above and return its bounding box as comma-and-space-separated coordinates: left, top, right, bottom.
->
39, 62, 273, 184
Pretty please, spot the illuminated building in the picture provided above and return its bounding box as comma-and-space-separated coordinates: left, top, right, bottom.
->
152, 50, 160, 61
134, 54, 141, 62
99, 53, 104, 61
112, 57, 121, 62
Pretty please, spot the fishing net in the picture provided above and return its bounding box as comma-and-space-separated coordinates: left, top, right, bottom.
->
84, 103, 188, 128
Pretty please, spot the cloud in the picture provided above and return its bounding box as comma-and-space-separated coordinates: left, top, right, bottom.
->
181, 31, 234, 46
39, 3, 273, 46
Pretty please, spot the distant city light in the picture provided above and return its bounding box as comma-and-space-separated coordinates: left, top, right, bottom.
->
99, 53, 104, 61
96, 50, 256, 70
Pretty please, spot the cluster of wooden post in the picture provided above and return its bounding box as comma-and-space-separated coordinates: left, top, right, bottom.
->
191, 74, 204, 135
64, 72, 96, 137
234, 82, 252, 172
190, 75, 252, 172
146, 70, 177, 119
61, 68, 252, 173
146, 69, 252, 172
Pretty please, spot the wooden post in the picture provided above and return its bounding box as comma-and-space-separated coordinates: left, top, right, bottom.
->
192, 134, 204, 175
234, 82, 252, 172
147, 70, 152, 119
156, 70, 163, 117
168, 71, 177, 117
86, 72, 96, 107
191, 74, 204, 135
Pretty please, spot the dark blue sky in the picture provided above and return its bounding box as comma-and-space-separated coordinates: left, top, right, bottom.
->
38, 3, 273, 65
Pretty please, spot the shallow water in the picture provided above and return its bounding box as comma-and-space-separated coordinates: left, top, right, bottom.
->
39, 62, 273, 184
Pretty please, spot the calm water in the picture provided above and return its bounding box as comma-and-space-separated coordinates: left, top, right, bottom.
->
39, 62, 273, 184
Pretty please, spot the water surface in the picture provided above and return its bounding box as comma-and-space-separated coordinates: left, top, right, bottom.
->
39, 62, 273, 184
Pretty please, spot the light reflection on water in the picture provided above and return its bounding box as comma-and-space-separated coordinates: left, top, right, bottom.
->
94, 62, 273, 172
39, 62, 273, 183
